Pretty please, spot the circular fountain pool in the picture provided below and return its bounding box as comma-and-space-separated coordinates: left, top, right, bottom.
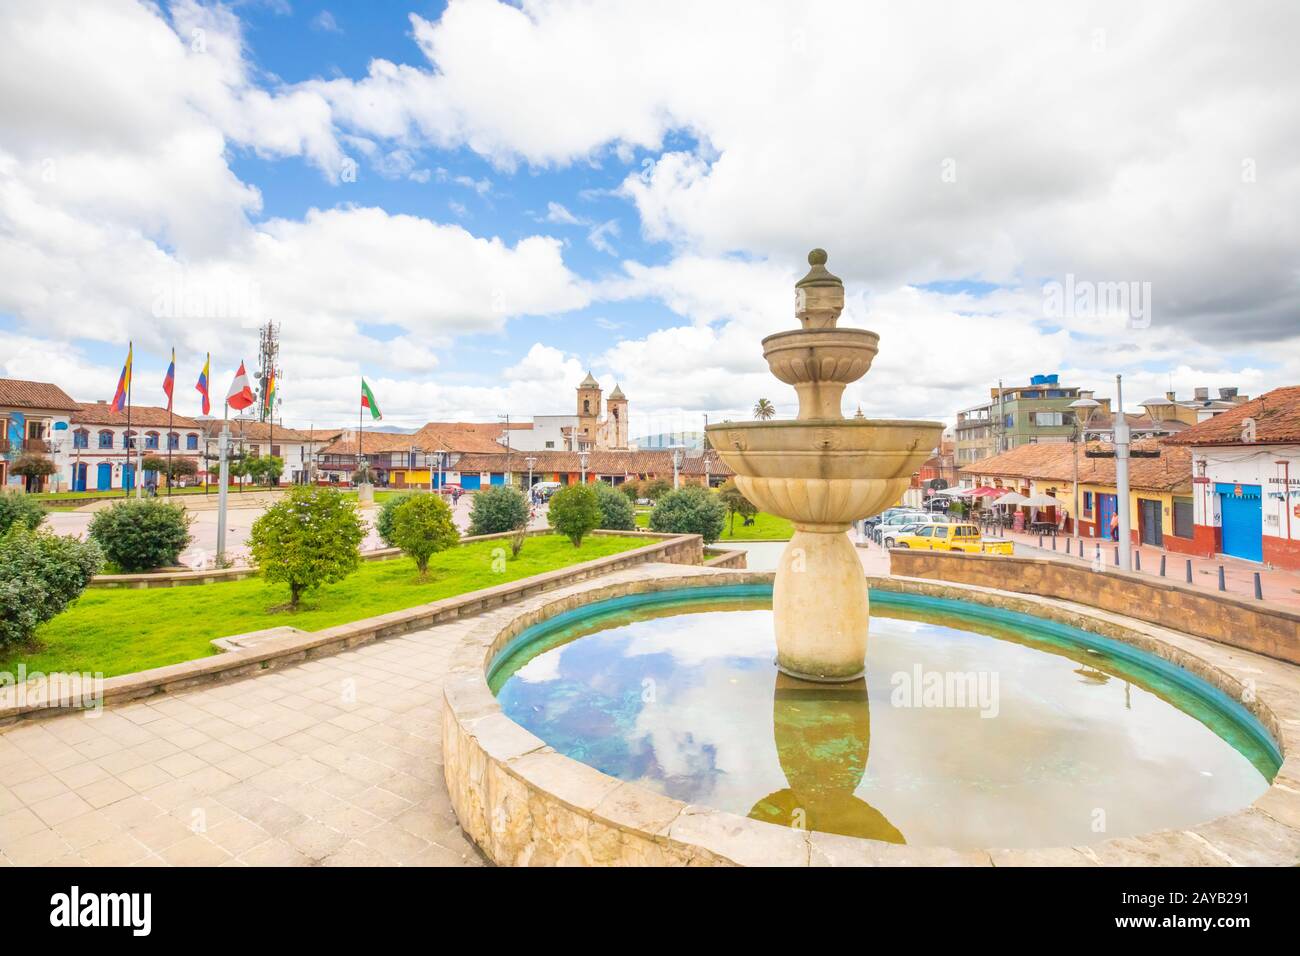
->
488, 584, 1280, 849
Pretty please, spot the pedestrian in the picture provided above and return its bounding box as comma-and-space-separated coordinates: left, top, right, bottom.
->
1109, 512, 1119, 541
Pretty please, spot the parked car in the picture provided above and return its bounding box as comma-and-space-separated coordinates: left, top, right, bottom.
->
890, 522, 1014, 555
879, 514, 949, 548
871, 511, 930, 544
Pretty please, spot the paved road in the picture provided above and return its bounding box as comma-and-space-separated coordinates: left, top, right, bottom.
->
43, 494, 551, 569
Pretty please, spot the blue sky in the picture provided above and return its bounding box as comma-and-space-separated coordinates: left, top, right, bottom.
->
1, 0, 1295, 435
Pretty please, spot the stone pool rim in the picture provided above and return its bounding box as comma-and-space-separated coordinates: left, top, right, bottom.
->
442, 566, 1300, 866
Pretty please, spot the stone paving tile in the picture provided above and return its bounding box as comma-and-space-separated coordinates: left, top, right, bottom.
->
0, 566, 698, 867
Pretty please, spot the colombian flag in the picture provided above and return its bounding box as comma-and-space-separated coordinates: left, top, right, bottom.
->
162, 348, 175, 411
196, 353, 211, 415
111, 343, 132, 412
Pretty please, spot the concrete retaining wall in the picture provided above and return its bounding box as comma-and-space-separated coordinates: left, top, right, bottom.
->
891, 550, 1300, 666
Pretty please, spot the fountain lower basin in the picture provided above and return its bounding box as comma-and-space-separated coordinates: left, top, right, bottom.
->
487, 583, 1280, 850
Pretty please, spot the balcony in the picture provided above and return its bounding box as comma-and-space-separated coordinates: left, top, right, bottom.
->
22, 438, 52, 453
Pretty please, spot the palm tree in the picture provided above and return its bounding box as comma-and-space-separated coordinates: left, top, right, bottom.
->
753, 398, 776, 421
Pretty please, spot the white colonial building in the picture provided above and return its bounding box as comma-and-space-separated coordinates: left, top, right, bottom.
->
1, 378, 80, 492
1165, 385, 1300, 570
66, 401, 204, 492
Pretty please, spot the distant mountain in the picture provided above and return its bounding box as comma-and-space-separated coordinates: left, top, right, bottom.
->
634, 431, 706, 451
360, 424, 421, 434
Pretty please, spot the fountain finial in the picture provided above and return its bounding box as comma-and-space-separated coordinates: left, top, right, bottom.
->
794, 247, 844, 328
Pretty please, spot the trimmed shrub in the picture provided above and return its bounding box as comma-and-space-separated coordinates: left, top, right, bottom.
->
389, 494, 460, 575
547, 484, 601, 547
649, 485, 727, 543
0, 529, 101, 648
88, 499, 193, 571
0, 490, 45, 536
248, 486, 365, 608
375, 492, 414, 547
594, 481, 636, 531
468, 485, 530, 537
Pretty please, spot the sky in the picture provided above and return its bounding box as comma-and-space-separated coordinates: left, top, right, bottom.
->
1, 0, 1298, 440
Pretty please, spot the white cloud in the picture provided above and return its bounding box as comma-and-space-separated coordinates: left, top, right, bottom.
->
586, 218, 620, 255
311, 10, 343, 34
307, 0, 1300, 345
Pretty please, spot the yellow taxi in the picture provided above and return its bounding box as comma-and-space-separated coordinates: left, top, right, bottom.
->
890, 522, 1014, 555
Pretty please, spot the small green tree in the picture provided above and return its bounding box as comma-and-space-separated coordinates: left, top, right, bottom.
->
88, 499, 193, 571
375, 492, 413, 547
0, 529, 102, 648
594, 481, 636, 531
547, 484, 601, 547
642, 478, 671, 502
10, 454, 56, 491
717, 479, 758, 535
649, 485, 727, 543
389, 493, 460, 576
248, 486, 365, 608
468, 485, 530, 536
753, 398, 776, 420
0, 490, 45, 536
619, 479, 642, 501
248, 455, 285, 486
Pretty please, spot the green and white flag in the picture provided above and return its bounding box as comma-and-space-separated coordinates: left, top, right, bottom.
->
361, 378, 382, 421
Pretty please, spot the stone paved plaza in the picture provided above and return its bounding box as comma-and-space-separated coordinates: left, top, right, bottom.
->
0, 612, 505, 866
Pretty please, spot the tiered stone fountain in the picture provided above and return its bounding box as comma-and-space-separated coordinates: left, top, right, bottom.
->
707, 249, 943, 681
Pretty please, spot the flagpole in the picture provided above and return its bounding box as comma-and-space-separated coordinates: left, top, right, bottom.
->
166, 350, 174, 498
358, 381, 363, 485
204, 354, 210, 497
124, 340, 133, 498
217, 389, 229, 566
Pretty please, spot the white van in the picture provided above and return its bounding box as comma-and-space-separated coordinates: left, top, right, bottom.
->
531, 481, 563, 500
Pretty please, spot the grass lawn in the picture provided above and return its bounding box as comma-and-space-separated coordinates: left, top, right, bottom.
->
33, 486, 224, 501
716, 511, 794, 541
1, 534, 647, 679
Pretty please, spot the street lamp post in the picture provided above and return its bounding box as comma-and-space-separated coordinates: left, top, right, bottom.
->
671, 446, 683, 489
525, 455, 537, 493
579, 451, 589, 484
1068, 395, 1101, 544
1114, 374, 1133, 571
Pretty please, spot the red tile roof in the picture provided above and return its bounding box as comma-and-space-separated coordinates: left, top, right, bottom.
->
453, 449, 732, 477
71, 402, 201, 429
1163, 385, 1300, 447
211, 419, 327, 444
960, 440, 1191, 492
0, 379, 80, 412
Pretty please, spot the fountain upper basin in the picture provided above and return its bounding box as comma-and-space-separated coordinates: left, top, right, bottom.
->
706, 418, 942, 481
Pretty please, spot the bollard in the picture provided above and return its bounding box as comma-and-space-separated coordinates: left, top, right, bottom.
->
1159, 554, 1166, 577
1134, 551, 1141, 571
1038, 534, 1043, 548
1218, 566, 1226, 591
1114, 546, 1119, 566
1186, 559, 1193, 584
1254, 572, 1263, 601
1051, 536, 1057, 551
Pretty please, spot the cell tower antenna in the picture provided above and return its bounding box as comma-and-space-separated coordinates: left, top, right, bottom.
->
256, 320, 281, 424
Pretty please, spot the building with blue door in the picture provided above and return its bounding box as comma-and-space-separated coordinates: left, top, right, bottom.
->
1166, 385, 1300, 570
1217, 483, 1263, 562
0, 378, 80, 492
67, 401, 204, 491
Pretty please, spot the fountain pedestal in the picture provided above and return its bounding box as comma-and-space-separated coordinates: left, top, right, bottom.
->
708, 250, 943, 682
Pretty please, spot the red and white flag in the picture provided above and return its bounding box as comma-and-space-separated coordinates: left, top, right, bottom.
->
226, 361, 255, 411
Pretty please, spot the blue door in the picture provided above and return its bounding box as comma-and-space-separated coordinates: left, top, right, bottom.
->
97, 463, 112, 490
73, 463, 87, 492
1097, 493, 1118, 540
461, 473, 481, 491
122, 464, 135, 492
489, 473, 505, 486
1218, 483, 1262, 562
